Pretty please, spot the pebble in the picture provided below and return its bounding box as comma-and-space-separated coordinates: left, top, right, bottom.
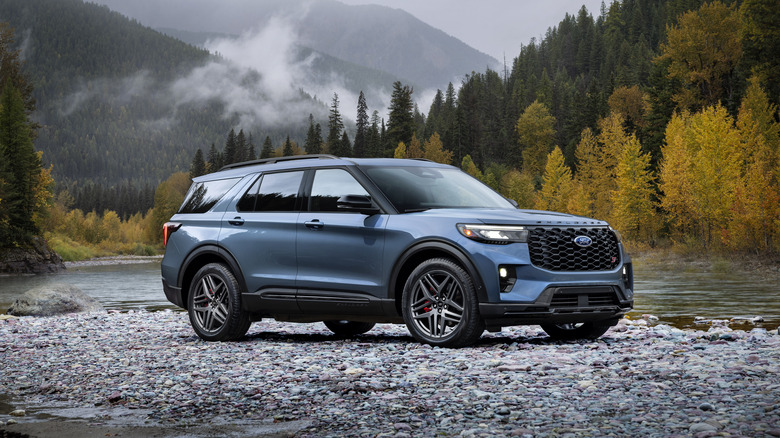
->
0, 311, 778, 437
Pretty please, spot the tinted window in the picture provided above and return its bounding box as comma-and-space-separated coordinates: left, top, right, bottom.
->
364, 167, 513, 212
236, 176, 261, 212
241, 171, 304, 212
309, 169, 370, 212
179, 178, 240, 214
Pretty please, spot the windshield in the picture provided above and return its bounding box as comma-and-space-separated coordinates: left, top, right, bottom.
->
363, 166, 514, 212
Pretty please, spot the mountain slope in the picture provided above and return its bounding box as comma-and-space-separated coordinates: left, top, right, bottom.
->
91, 0, 498, 88
298, 2, 498, 88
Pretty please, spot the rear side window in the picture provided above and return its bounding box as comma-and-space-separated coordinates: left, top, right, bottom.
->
237, 171, 304, 212
178, 178, 240, 214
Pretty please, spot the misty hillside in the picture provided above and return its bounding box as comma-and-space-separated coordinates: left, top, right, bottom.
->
157, 27, 403, 108
296, 2, 498, 88
0, 0, 365, 188
94, 0, 498, 89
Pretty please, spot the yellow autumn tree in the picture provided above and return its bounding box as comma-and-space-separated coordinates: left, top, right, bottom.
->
393, 142, 407, 159
659, 111, 698, 239
423, 132, 453, 164
535, 147, 573, 213
461, 155, 483, 180
406, 133, 424, 159
587, 113, 630, 222
612, 134, 657, 242
568, 128, 601, 217
500, 170, 535, 209
656, 1, 742, 110
660, 105, 742, 248
516, 100, 556, 179
726, 78, 780, 252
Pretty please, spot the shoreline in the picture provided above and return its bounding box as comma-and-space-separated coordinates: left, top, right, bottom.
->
1, 311, 778, 437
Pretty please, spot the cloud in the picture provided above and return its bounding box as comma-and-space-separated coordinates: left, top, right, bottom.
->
169, 16, 330, 129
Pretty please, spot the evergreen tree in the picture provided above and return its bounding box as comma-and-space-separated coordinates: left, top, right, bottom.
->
0, 23, 35, 116
368, 111, 382, 157
387, 81, 415, 149
223, 129, 238, 165
235, 129, 247, 163
206, 143, 222, 172
354, 91, 369, 158
246, 133, 257, 161
260, 136, 274, 159
190, 148, 206, 179
331, 130, 352, 157
283, 135, 294, 156
326, 93, 344, 154
0, 82, 46, 246
304, 114, 322, 154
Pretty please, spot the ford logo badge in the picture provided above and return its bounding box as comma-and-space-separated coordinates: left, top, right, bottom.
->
574, 236, 593, 247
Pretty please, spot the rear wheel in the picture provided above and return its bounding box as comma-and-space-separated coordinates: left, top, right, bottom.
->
323, 320, 375, 336
188, 263, 251, 341
540, 321, 612, 341
402, 258, 484, 348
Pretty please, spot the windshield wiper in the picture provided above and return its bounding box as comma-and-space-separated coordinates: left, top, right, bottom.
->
403, 208, 431, 213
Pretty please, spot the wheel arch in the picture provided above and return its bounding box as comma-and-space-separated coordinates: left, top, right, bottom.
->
389, 240, 487, 316
178, 244, 247, 309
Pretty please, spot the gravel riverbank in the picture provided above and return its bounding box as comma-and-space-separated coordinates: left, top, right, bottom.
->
0, 311, 778, 437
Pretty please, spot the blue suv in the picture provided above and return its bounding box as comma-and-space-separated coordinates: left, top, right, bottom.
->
161, 155, 633, 347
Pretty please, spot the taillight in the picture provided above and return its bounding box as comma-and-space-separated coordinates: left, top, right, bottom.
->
163, 222, 181, 247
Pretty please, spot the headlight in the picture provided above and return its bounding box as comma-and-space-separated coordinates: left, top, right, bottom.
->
610, 226, 623, 243
457, 224, 528, 244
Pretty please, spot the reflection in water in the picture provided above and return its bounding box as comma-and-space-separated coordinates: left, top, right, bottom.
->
1, 257, 778, 330
631, 255, 780, 329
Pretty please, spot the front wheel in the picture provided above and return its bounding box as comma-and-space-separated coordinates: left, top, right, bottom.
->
323, 320, 376, 336
540, 322, 612, 341
188, 263, 251, 341
402, 258, 484, 348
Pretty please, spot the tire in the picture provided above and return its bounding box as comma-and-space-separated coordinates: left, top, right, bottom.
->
188, 263, 251, 341
540, 322, 612, 341
401, 258, 484, 348
323, 320, 376, 336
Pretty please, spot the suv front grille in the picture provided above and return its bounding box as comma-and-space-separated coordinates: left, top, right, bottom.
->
528, 227, 620, 271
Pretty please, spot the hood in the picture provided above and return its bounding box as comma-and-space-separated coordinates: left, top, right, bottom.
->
410, 208, 610, 227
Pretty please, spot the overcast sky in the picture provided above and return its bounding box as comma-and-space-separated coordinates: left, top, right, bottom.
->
338, 0, 607, 60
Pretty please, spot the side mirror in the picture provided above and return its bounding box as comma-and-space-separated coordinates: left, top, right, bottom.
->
337, 194, 380, 215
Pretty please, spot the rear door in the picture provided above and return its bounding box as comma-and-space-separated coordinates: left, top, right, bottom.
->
219, 170, 305, 312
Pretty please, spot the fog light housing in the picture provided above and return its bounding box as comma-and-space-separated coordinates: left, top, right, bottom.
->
498, 265, 516, 293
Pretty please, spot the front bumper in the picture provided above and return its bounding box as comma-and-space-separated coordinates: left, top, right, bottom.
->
479, 285, 633, 329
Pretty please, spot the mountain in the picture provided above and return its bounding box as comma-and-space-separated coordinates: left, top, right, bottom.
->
1, 0, 495, 191
91, 0, 499, 89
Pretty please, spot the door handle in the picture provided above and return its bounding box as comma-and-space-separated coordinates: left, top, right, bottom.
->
228, 217, 245, 226
304, 220, 324, 230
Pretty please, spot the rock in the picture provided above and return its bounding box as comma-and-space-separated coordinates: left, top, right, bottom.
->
0, 237, 65, 274
9, 409, 25, 417
7, 283, 104, 316
698, 402, 715, 411
690, 422, 718, 433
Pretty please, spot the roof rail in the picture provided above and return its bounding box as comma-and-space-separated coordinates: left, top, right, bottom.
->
218, 154, 338, 171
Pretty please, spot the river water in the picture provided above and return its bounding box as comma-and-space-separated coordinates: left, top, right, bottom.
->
1, 256, 778, 330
